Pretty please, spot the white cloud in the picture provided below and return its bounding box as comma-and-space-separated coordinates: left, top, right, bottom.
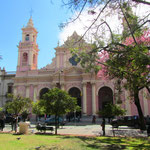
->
59, 3, 150, 45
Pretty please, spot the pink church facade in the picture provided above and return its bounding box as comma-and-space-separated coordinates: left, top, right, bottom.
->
13, 17, 150, 117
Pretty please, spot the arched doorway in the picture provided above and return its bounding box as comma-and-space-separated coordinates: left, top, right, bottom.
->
98, 86, 113, 110
39, 88, 49, 119
68, 87, 82, 118
39, 88, 49, 99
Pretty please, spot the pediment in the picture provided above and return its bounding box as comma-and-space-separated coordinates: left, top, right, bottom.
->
63, 67, 83, 76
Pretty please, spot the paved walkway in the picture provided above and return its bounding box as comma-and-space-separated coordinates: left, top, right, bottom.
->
1, 123, 148, 137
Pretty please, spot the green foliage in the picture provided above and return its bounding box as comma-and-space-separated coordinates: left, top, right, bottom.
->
107, 45, 150, 93
5, 94, 32, 115
122, 2, 142, 39
71, 43, 101, 73
32, 101, 45, 116
39, 88, 79, 134
0, 107, 3, 112
39, 88, 79, 116
21, 110, 29, 122
98, 103, 126, 118
0, 134, 150, 150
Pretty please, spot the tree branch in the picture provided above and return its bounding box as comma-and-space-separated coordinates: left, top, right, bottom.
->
146, 86, 150, 93
78, 0, 112, 42
60, 0, 87, 28
119, 2, 138, 45
132, 0, 150, 5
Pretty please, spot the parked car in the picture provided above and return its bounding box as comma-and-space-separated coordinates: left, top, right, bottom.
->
110, 116, 140, 128
45, 117, 65, 126
111, 115, 150, 128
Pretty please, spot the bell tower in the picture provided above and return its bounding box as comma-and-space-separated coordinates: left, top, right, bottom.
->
17, 17, 39, 72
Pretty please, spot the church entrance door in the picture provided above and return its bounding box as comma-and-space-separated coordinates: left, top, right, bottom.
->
39, 88, 49, 118
98, 86, 113, 111
68, 87, 82, 119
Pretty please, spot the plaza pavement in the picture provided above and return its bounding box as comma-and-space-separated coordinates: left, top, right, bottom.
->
2, 122, 148, 137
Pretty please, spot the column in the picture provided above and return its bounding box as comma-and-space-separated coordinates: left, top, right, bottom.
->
30, 33, 33, 42
82, 82, 87, 115
143, 88, 149, 116
17, 51, 21, 66
64, 52, 66, 68
26, 85, 30, 98
56, 53, 60, 68
33, 85, 37, 102
91, 81, 96, 115
29, 51, 33, 67
13, 85, 17, 96
61, 83, 65, 91
125, 90, 131, 115
22, 33, 25, 42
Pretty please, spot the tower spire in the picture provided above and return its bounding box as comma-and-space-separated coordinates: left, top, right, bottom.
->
30, 8, 33, 18
27, 17, 34, 28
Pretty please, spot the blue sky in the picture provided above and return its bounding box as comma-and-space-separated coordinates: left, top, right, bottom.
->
1, 1, 149, 72
0, 0, 72, 71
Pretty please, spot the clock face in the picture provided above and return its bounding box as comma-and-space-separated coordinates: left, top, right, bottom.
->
69, 55, 80, 66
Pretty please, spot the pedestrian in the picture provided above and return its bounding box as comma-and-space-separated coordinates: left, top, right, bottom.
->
11, 115, 17, 131
92, 115, 96, 124
147, 125, 150, 137
101, 118, 105, 136
0, 112, 5, 131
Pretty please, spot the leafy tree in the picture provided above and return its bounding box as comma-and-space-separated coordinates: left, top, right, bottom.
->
5, 94, 32, 132
98, 103, 126, 118
63, 1, 150, 130
98, 103, 126, 136
0, 107, 3, 112
39, 88, 79, 135
32, 101, 45, 122
21, 110, 29, 122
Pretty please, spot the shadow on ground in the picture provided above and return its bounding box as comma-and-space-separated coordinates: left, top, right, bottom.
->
59, 135, 150, 150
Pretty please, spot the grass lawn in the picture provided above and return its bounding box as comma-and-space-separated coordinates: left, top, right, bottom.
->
0, 133, 149, 150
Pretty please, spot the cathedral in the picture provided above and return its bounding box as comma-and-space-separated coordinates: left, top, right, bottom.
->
5, 17, 149, 117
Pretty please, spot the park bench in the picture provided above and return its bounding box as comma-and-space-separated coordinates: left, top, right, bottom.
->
36, 123, 54, 133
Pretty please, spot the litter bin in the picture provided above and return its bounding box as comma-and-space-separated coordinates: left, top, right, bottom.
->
19, 122, 29, 134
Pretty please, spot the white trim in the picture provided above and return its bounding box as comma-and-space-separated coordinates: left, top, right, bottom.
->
96, 84, 114, 96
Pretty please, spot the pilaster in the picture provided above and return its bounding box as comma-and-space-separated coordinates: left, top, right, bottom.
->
82, 82, 87, 115
26, 85, 30, 98
91, 81, 96, 115
125, 90, 131, 115
33, 85, 38, 102
64, 52, 66, 68
28, 51, 33, 66
17, 51, 21, 67
61, 82, 65, 90
56, 53, 60, 68
143, 88, 149, 116
13, 85, 17, 96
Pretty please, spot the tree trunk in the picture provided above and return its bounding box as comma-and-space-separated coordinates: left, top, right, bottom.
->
15, 116, 18, 133
134, 89, 146, 130
55, 115, 57, 135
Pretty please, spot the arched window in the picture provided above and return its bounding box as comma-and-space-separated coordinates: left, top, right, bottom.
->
25, 34, 29, 41
39, 88, 49, 99
22, 52, 28, 66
